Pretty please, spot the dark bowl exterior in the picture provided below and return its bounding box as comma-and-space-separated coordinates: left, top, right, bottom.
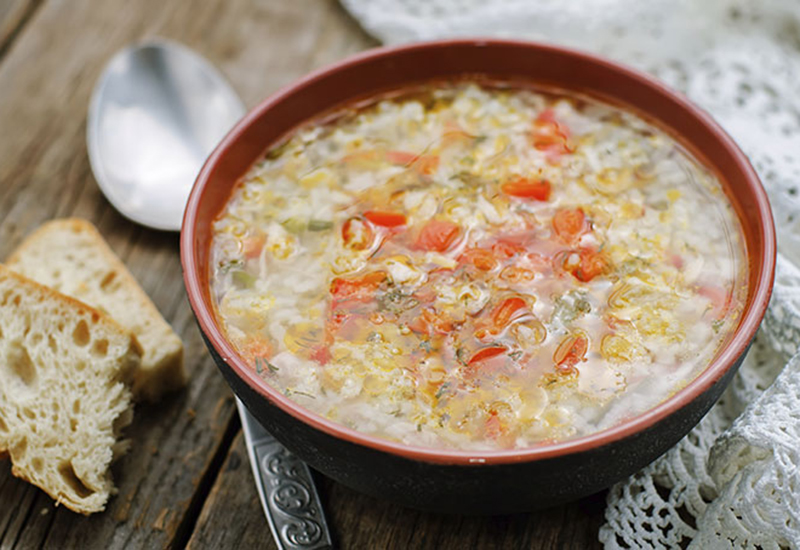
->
181, 39, 775, 514
205, 330, 750, 514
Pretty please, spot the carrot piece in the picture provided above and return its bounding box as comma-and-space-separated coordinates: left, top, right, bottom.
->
501, 178, 551, 201
364, 210, 407, 227
467, 345, 507, 365
491, 297, 527, 329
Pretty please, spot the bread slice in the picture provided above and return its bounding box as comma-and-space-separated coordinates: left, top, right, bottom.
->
0, 265, 140, 514
7, 218, 185, 401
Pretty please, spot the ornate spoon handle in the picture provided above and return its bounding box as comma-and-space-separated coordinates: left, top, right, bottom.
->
236, 398, 333, 550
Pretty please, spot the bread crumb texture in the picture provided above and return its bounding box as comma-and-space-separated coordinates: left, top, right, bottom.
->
7, 218, 185, 400
0, 266, 139, 514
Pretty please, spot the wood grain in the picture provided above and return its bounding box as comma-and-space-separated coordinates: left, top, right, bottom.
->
188, 435, 606, 550
0, 0, 41, 59
0, 0, 606, 548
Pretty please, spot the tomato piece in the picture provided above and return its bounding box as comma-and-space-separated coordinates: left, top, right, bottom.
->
536, 109, 559, 126
385, 150, 417, 164
241, 234, 266, 259
330, 272, 387, 303
340, 149, 384, 170
669, 253, 684, 269
441, 121, 475, 147
532, 109, 572, 160
416, 220, 460, 252
574, 248, 607, 282
363, 210, 407, 227
562, 247, 607, 282
500, 266, 536, 284
552, 208, 586, 244
310, 344, 331, 365
484, 411, 507, 440
492, 240, 523, 260
533, 135, 572, 157
698, 284, 731, 319
459, 248, 498, 271
467, 345, 507, 365
386, 150, 440, 175
342, 217, 373, 250
412, 287, 438, 304
491, 297, 527, 329
554, 334, 588, 373
501, 178, 551, 201
525, 252, 551, 270
242, 336, 273, 364
408, 308, 453, 336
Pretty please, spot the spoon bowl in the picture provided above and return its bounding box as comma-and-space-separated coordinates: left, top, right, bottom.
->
87, 40, 244, 231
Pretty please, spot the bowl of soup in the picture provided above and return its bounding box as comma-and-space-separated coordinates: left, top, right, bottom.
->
181, 39, 775, 514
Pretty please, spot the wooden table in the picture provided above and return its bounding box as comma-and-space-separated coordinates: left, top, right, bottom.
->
0, 1, 606, 547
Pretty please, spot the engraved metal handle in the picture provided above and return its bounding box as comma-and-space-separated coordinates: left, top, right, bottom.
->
236, 398, 333, 550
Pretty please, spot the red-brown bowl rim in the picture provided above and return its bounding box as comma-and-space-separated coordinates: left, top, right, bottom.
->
181, 38, 776, 466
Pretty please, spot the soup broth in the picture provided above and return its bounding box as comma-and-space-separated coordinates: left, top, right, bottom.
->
210, 82, 747, 450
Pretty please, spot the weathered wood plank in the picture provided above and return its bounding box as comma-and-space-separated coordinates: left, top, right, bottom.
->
0, 0, 373, 547
0, 0, 41, 60
184, 432, 272, 550
187, 434, 606, 550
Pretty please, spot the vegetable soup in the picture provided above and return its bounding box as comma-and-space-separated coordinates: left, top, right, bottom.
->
210, 82, 747, 450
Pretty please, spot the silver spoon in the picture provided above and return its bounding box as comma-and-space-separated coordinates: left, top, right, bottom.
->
88, 40, 332, 549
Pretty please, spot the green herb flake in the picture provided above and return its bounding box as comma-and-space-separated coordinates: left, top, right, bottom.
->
435, 382, 451, 400
508, 350, 524, 361
232, 270, 257, 289
712, 319, 724, 333
288, 389, 316, 399
218, 259, 244, 274
552, 291, 592, 324
255, 356, 279, 375
419, 340, 432, 353
308, 219, 334, 231
281, 217, 306, 234
377, 288, 419, 314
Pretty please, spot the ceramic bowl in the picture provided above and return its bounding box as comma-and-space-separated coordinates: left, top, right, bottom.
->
181, 39, 776, 514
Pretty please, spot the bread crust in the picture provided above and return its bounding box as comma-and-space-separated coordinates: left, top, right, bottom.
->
7, 218, 184, 400
0, 265, 139, 514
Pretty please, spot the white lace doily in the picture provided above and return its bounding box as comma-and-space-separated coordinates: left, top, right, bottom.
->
340, 1, 800, 547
